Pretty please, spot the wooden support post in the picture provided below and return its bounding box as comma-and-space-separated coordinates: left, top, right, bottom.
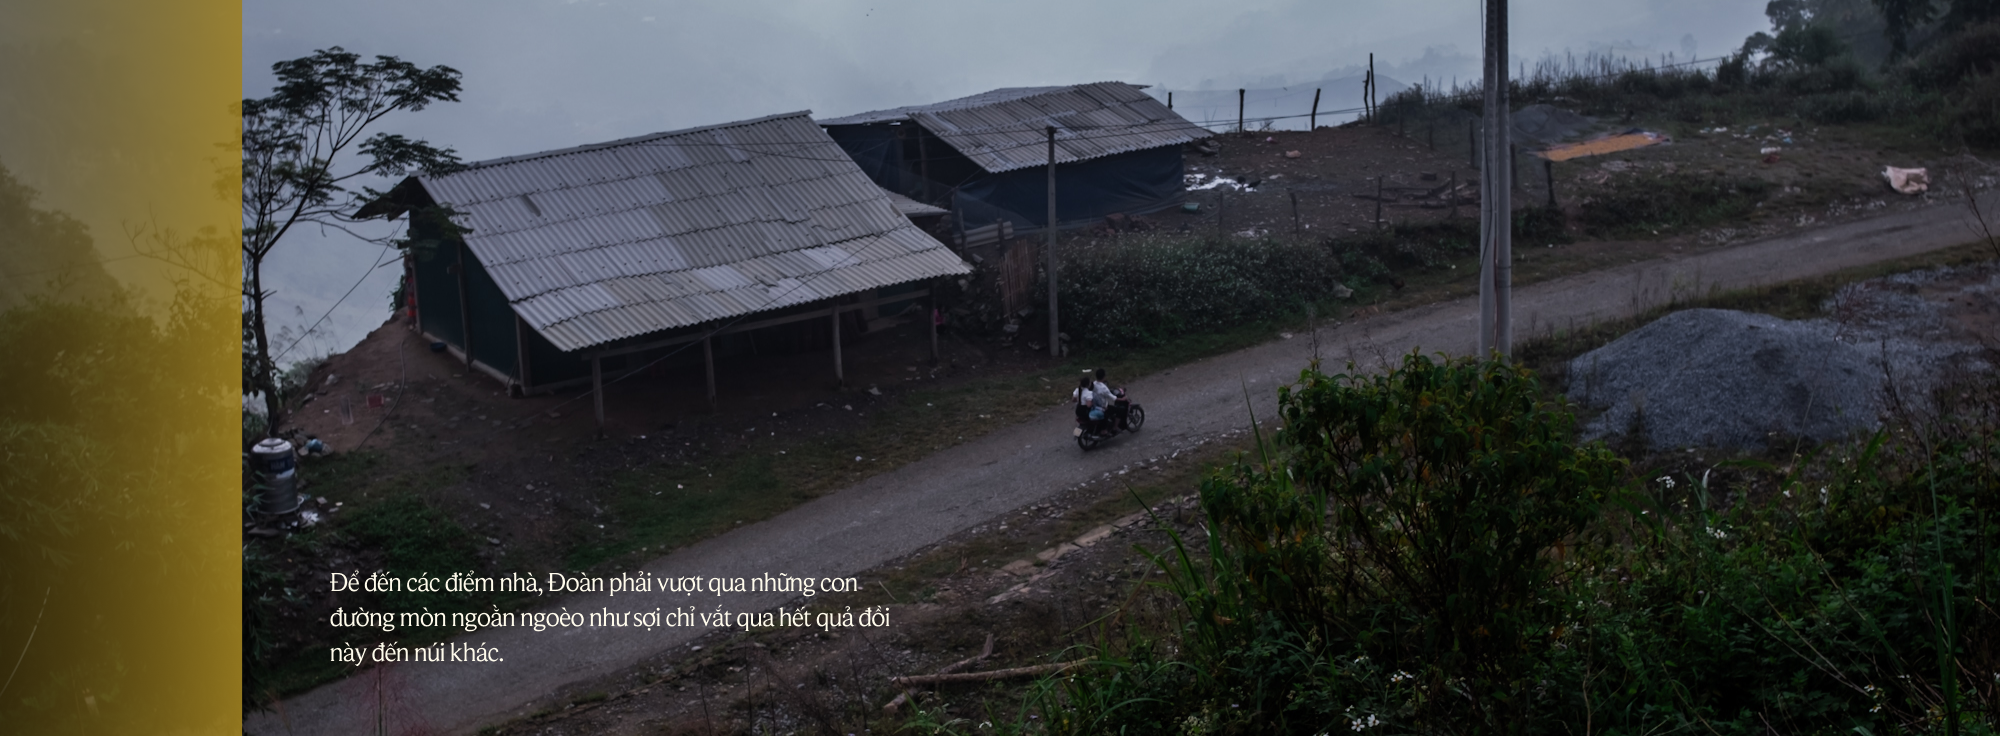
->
592, 355, 604, 429
514, 314, 532, 395
916, 128, 932, 203
1289, 189, 1301, 235
1449, 171, 1458, 219
1236, 89, 1244, 133
455, 241, 473, 369
1545, 158, 1557, 208
1368, 53, 1376, 118
928, 286, 939, 362
1167, 91, 1172, 109
703, 333, 716, 408
1309, 88, 1320, 129
1374, 176, 1384, 229
831, 299, 844, 385
1362, 75, 1371, 122
1045, 126, 1060, 358
1469, 120, 1478, 169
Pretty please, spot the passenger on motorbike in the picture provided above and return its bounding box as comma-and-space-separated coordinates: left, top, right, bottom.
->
1072, 376, 1097, 430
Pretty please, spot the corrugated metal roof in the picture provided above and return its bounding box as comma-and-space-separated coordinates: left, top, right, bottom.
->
413, 111, 971, 353
817, 82, 1210, 173
881, 189, 949, 217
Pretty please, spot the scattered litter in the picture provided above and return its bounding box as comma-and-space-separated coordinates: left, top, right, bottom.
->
1184, 172, 1252, 191
854, 456, 863, 462
1763, 153, 1781, 165
1279, 332, 1294, 340
479, 503, 491, 510
1759, 147, 1781, 155
1883, 166, 1929, 195
298, 509, 321, 527
1284, 150, 1302, 159
843, 405, 853, 411
867, 387, 882, 396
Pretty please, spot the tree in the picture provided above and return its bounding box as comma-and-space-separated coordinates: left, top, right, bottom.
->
240, 47, 462, 432
1872, 0, 1938, 58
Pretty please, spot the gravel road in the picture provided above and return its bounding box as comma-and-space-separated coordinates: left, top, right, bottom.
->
247, 189, 1998, 736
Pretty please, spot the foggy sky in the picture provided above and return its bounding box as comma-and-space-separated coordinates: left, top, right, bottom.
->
239, 0, 1770, 361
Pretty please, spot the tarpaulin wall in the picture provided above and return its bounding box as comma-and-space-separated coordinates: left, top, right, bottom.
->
952, 146, 1185, 230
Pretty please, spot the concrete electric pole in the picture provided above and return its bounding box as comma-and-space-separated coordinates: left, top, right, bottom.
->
1478, 0, 1513, 360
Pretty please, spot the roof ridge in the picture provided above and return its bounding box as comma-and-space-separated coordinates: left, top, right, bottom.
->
819, 82, 1143, 124
440, 110, 817, 175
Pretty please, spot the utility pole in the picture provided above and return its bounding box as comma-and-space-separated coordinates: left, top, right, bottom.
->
1478, 0, 1513, 360
1046, 125, 1060, 358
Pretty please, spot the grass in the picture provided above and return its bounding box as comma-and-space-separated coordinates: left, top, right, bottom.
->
248, 457, 519, 701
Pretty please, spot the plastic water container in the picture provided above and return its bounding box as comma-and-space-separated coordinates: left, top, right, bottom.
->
250, 438, 301, 514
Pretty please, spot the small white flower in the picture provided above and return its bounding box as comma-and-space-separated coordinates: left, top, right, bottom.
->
1656, 475, 1676, 489
1783, 489, 1792, 498
1707, 526, 1728, 540
1390, 670, 1413, 683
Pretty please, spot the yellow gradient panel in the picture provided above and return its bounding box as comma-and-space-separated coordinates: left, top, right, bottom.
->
0, 0, 240, 733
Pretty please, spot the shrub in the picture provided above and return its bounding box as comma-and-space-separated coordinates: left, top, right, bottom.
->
1954, 73, 2000, 148
1579, 171, 1770, 238
1905, 20, 2000, 91
1052, 355, 1624, 733
1052, 235, 1350, 349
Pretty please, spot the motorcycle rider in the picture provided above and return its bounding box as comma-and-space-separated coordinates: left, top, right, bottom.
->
1092, 368, 1126, 430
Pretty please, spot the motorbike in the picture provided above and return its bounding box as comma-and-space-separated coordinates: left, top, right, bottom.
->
1074, 388, 1145, 450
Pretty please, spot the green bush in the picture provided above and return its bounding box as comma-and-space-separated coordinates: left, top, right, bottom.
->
1052, 235, 1350, 349
1052, 355, 1624, 733
1579, 171, 1770, 238
1955, 73, 2000, 148
1043, 354, 2000, 733
1905, 21, 2000, 91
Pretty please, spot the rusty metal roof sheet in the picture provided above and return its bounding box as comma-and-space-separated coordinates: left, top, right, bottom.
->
413, 111, 970, 353
816, 82, 1210, 173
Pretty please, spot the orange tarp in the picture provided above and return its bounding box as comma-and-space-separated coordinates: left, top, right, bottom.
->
1538, 132, 1669, 162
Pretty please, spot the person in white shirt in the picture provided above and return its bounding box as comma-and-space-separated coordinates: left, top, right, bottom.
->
1093, 368, 1123, 428
1072, 376, 1096, 428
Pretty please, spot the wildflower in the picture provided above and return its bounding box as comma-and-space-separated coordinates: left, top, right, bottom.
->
1349, 713, 1382, 730
1707, 526, 1728, 540
1656, 475, 1676, 489
1390, 670, 1413, 683
1782, 489, 1791, 498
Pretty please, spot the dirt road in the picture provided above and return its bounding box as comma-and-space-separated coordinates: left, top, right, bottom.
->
246, 190, 1997, 736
